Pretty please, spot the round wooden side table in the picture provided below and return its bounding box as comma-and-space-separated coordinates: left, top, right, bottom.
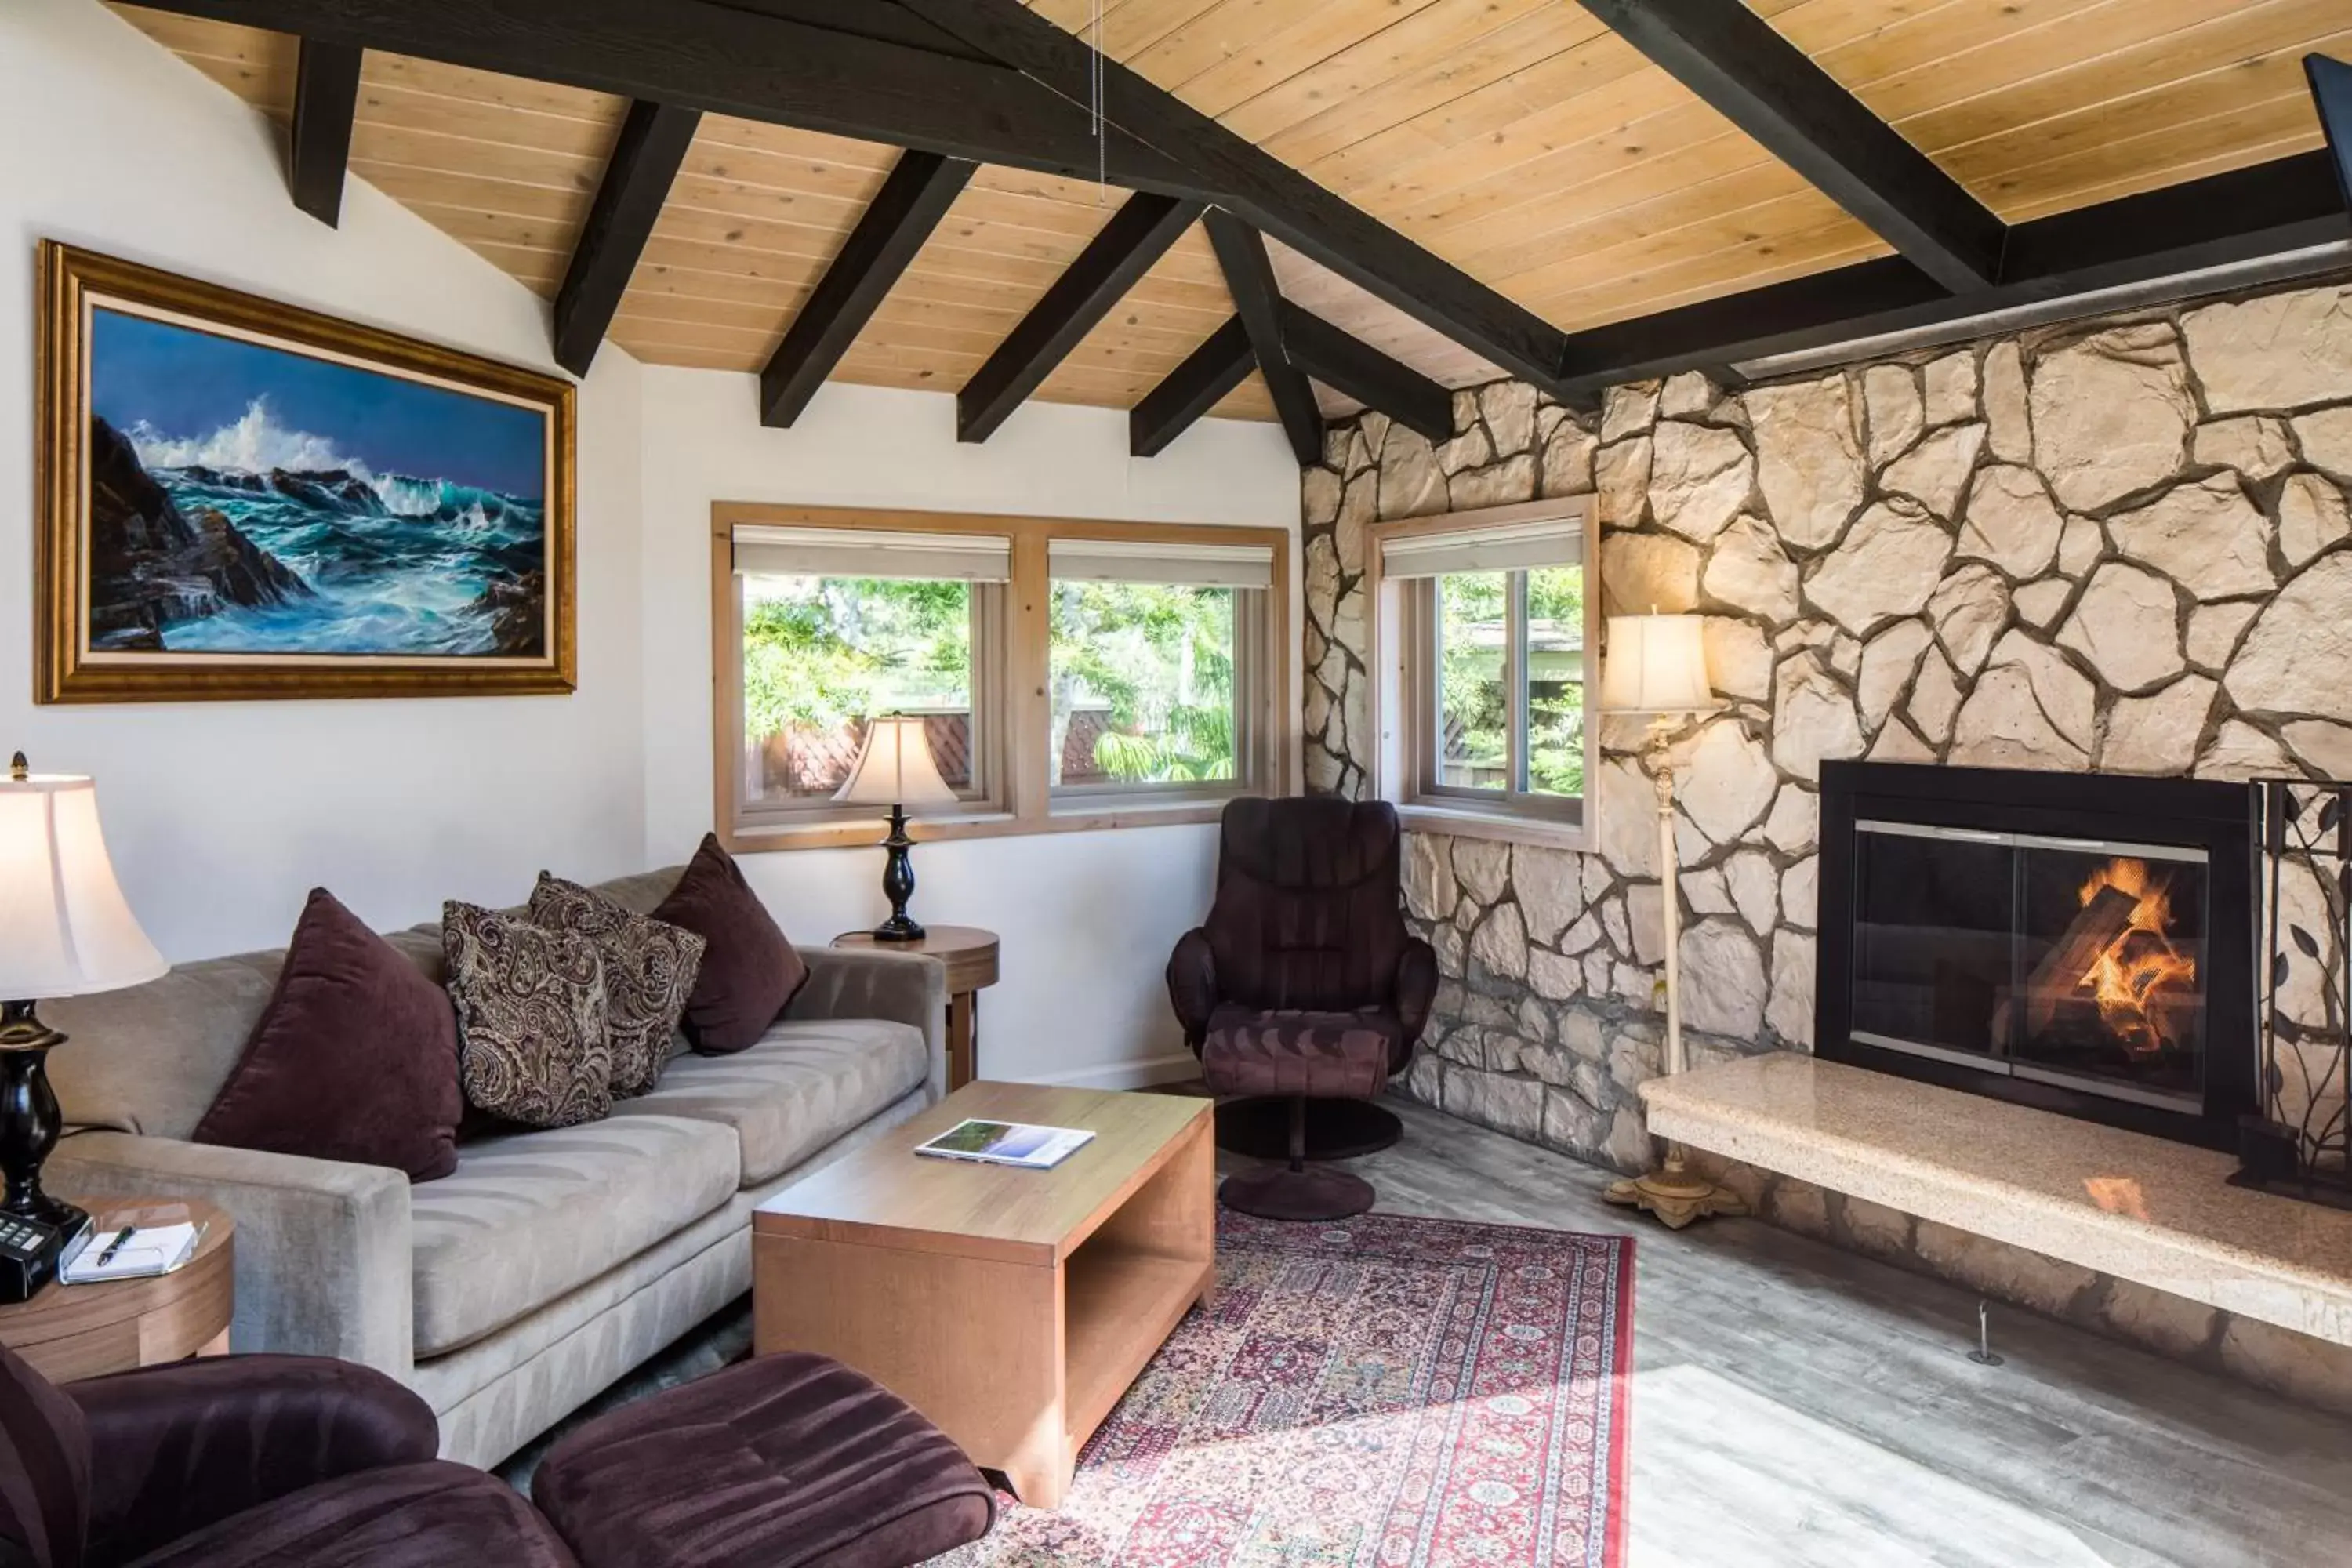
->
833, 925, 1000, 1090
0, 1196, 233, 1383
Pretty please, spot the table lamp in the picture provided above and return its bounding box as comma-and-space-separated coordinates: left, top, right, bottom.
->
834, 714, 958, 942
0, 753, 166, 1250
1595, 617, 1745, 1229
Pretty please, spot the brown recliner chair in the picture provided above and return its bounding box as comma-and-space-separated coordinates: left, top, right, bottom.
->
1167, 797, 1437, 1220
0, 1339, 993, 1568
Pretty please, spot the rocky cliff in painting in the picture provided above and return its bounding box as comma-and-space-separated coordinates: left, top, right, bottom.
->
87, 414, 311, 650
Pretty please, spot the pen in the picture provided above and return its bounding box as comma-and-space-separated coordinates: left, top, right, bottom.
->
94, 1225, 136, 1266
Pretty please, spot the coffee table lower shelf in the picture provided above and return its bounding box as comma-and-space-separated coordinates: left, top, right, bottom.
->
751, 1087, 1215, 1510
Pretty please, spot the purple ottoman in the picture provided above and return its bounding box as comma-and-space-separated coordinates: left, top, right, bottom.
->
532, 1352, 995, 1568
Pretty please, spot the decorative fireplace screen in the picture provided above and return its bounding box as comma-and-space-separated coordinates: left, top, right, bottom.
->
1818, 762, 2258, 1151
1850, 822, 2211, 1112
2241, 779, 2351, 1206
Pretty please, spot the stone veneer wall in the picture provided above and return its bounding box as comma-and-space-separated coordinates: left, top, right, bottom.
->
1300, 276, 2352, 1414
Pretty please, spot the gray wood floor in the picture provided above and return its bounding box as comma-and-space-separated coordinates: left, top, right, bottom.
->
1300, 1097, 2352, 1568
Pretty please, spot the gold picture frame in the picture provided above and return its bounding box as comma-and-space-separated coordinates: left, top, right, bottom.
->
35, 241, 576, 703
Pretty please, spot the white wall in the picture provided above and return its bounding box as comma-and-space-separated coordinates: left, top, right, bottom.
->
8, 0, 1304, 1084
0, 1, 650, 959
638, 370, 1302, 1085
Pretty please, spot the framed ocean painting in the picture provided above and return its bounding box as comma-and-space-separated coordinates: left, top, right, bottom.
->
35, 241, 575, 702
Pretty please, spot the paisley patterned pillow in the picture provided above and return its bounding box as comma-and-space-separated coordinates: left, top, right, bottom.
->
528, 873, 707, 1098
443, 900, 612, 1129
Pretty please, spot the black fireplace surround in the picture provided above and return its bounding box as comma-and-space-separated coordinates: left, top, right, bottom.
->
1817, 761, 2259, 1150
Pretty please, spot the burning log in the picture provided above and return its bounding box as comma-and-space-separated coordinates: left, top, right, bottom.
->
2025, 883, 2140, 1036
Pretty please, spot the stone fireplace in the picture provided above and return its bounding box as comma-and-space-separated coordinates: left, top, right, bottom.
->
1817, 760, 2259, 1149
1301, 273, 2352, 1414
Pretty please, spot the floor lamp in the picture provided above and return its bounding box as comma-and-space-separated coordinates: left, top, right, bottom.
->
1599, 615, 1749, 1229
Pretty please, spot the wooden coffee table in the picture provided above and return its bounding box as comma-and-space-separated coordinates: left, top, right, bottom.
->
752, 1082, 1214, 1508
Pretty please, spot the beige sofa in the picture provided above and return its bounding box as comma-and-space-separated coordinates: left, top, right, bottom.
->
41, 866, 946, 1468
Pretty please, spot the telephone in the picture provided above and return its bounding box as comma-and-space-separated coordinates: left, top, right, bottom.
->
0, 1208, 89, 1305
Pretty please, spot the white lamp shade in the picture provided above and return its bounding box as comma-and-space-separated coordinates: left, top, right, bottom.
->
833, 715, 959, 808
0, 772, 165, 999
1599, 614, 1721, 715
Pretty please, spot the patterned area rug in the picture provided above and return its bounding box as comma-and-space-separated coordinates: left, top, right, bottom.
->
940, 1210, 1634, 1568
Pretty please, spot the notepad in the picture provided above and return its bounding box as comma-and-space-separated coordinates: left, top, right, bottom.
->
62, 1221, 201, 1284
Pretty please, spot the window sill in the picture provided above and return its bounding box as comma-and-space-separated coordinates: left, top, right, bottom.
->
724, 800, 1224, 854
1396, 802, 1592, 854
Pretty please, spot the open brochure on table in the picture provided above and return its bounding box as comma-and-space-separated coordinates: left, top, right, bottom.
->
914, 1118, 1095, 1169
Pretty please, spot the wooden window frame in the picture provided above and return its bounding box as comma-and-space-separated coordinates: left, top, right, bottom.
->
724, 573, 1010, 833
1364, 499, 1598, 853
713, 503, 1294, 853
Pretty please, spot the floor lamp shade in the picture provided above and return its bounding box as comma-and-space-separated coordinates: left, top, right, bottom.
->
1600, 614, 1720, 717
0, 771, 165, 999
834, 716, 956, 942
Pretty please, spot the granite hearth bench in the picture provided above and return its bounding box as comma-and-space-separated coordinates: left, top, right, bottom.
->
1642, 1055, 2352, 1349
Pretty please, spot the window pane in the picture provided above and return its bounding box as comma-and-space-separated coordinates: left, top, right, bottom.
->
1436, 571, 1508, 791
741, 575, 973, 807
1049, 580, 1236, 787
1526, 564, 1587, 798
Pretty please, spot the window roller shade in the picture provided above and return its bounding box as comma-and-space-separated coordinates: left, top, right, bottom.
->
1047, 536, 1274, 589
1381, 517, 1582, 579
732, 525, 1011, 582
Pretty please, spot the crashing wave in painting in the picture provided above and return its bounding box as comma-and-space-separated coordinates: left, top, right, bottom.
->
86, 307, 550, 659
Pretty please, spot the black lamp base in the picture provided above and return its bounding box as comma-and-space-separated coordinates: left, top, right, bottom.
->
0, 1000, 85, 1237
871, 804, 926, 942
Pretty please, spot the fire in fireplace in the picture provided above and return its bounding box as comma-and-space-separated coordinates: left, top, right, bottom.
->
2056, 858, 2198, 1062
1821, 763, 2257, 1149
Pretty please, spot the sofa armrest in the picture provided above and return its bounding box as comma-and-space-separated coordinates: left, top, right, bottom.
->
47, 1132, 412, 1380
786, 947, 947, 1087
74, 1354, 436, 1568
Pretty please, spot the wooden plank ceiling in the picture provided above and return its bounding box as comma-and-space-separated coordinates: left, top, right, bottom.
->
114, 0, 2342, 424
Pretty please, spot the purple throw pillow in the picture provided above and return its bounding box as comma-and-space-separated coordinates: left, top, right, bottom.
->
652, 834, 808, 1055
194, 888, 462, 1182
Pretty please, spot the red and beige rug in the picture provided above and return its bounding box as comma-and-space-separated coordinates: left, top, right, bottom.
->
942, 1210, 1634, 1568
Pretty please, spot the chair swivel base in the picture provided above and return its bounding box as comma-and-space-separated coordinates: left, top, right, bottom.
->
1218, 1163, 1375, 1222
1214, 1095, 1402, 1161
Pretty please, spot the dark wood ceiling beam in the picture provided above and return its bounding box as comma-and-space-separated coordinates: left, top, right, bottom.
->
890, 0, 1572, 393
554, 99, 701, 376
1203, 213, 1320, 465
138, 0, 1194, 191
959, 192, 1203, 443
1278, 300, 1451, 443
287, 39, 362, 226
1579, 0, 2005, 293
1551, 153, 2352, 394
762, 151, 977, 427
2314, 54, 2352, 209
1130, 318, 1254, 458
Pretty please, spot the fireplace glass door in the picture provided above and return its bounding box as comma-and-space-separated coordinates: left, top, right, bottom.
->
1850, 822, 2209, 1111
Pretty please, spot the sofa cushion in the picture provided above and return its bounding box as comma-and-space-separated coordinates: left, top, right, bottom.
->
604, 1018, 928, 1186
48, 953, 284, 1141
653, 837, 808, 1056
193, 890, 463, 1182
409, 1116, 739, 1358
528, 875, 705, 1100
444, 902, 612, 1131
